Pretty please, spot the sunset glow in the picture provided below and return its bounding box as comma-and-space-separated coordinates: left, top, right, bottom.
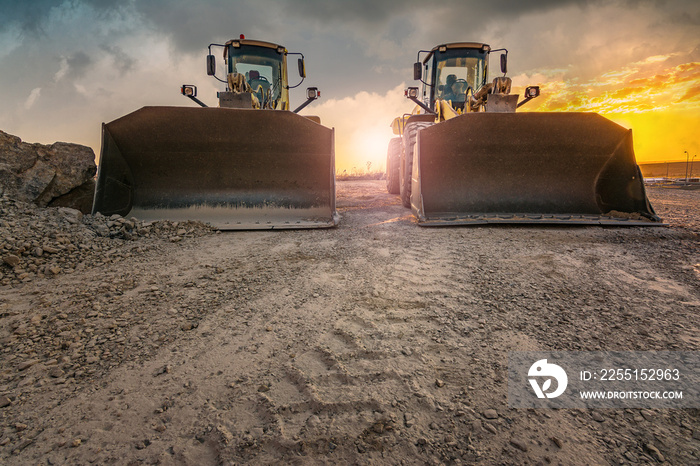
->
513, 57, 700, 165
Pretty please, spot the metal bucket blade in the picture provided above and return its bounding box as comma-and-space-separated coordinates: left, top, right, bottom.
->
411, 112, 661, 226
92, 107, 338, 229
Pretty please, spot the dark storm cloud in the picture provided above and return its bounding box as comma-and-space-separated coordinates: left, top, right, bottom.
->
100, 45, 136, 75
0, 0, 588, 51
0, 0, 118, 35
279, 0, 583, 24
66, 51, 93, 78
0, 0, 63, 33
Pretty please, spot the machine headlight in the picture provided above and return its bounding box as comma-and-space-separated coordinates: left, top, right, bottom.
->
181, 85, 197, 97
525, 86, 540, 98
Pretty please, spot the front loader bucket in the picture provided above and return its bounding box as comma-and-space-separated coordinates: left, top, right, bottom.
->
92, 107, 338, 229
411, 112, 662, 226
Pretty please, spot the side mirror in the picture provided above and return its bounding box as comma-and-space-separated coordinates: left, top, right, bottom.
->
413, 62, 422, 81
206, 55, 216, 76
298, 58, 306, 78
500, 53, 507, 75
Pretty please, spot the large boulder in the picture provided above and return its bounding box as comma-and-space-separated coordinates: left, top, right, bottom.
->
0, 130, 97, 213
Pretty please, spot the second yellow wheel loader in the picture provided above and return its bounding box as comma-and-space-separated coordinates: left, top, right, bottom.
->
386, 42, 662, 226
93, 36, 338, 230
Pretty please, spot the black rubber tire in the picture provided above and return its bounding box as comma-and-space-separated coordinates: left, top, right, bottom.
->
400, 122, 433, 208
385, 138, 401, 194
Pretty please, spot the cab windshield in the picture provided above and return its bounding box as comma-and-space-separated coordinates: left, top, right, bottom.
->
432, 48, 487, 107
227, 45, 284, 107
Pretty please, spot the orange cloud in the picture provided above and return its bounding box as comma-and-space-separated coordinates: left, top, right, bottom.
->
516, 60, 700, 115
512, 57, 700, 163
679, 85, 700, 102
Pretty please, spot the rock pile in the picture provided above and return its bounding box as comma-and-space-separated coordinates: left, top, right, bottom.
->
0, 130, 96, 213
0, 195, 214, 287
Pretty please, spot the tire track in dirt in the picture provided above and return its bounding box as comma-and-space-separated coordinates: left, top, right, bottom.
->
2, 181, 699, 465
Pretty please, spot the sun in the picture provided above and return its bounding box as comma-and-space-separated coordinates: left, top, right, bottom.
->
350, 126, 394, 173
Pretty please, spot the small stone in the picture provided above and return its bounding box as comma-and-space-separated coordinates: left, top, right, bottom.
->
416, 437, 427, 446
510, 438, 529, 452
18, 359, 40, 371
550, 436, 563, 448
483, 422, 498, 434
154, 424, 167, 433
257, 384, 270, 392
59, 208, 83, 224
306, 415, 321, 428
435, 378, 445, 388
48, 367, 64, 378
71, 438, 82, 448
404, 413, 415, 427
471, 419, 483, 433
15, 423, 28, 431
3, 254, 20, 267
0, 396, 11, 408
591, 411, 605, 422
483, 409, 498, 419
181, 322, 196, 331
43, 245, 59, 254
644, 443, 664, 462
692, 430, 700, 441
153, 365, 172, 377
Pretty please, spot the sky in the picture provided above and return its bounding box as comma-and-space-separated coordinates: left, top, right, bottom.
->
1, 0, 699, 173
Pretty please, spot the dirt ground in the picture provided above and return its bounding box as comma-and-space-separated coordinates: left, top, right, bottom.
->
1, 181, 699, 465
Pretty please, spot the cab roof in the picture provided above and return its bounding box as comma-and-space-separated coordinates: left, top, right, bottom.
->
423, 42, 491, 63
224, 39, 288, 54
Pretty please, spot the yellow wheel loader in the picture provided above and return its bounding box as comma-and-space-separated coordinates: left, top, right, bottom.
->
386, 42, 662, 226
93, 36, 338, 230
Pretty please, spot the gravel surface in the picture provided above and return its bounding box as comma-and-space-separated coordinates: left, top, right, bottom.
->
0, 181, 698, 465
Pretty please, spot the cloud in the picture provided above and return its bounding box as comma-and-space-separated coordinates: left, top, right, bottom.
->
52, 52, 93, 83
100, 45, 136, 75
679, 85, 700, 102
310, 83, 408, 172
24, 88, 42, 109
53, 57, 69, 82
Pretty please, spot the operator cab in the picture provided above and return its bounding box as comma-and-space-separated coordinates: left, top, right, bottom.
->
224, 39, 289, 110
418, 43, 490, 112
198, 36, 317, 112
